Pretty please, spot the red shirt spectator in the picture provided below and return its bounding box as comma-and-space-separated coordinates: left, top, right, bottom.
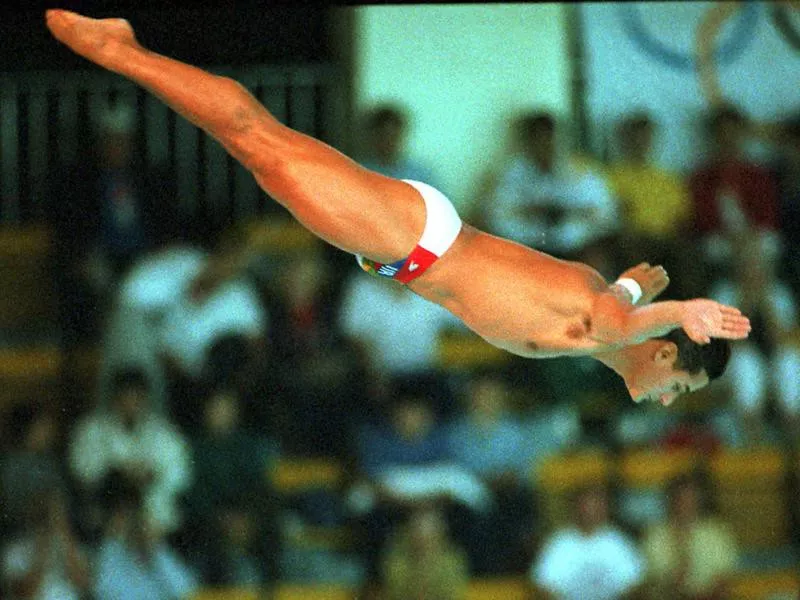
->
690, 160, 778, 235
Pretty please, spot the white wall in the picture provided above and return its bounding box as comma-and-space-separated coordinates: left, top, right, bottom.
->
353, 4, 571, 211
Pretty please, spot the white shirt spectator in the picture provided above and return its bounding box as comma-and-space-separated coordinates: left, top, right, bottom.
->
487, 156, 618, 255
2, 537, 82, 600
94, 539, 198, 600
710, 278, 800, 417
69, 411, 192, 533
159, 277, 266, 377
338, 274, 462, 376
532, 526, 644, 600
119, 246, 207, 312
116, 245, 267, 378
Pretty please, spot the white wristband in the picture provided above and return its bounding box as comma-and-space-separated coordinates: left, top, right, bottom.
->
615, 278, 643, 304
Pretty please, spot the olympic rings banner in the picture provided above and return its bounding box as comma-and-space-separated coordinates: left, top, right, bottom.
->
580, 1, 800, 173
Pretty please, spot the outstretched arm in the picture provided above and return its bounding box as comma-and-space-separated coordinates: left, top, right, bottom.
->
591, 294, 751, 347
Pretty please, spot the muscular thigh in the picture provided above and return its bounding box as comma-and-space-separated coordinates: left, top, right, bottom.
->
245, 123, 426, 263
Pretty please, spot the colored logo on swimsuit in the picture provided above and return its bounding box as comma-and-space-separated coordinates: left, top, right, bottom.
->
394, 246, 438, 284
377, 263, 400, 277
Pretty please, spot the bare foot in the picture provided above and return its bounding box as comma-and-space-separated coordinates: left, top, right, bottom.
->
45, 9, 139, 70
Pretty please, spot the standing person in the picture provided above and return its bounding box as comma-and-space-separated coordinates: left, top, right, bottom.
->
46, 10, 750, 409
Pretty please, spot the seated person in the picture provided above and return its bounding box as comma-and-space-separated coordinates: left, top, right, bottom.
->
446, 371, 537, 574
93, 471, 199, 600
357, 103, 443, 186
1, 485, 90, 600
483, 110, 620, 276
709, 232, 800, 443
347, 386, 488, 579
606, 113, 696, 299
68, 368, 192, 540
641, 474, 738, 600
182, 387, 280, 585
1, 403, 67, 537
531, 485, 645, 600
381, 505, 469, 600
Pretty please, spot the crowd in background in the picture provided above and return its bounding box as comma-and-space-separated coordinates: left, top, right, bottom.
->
1, 93, 800, 600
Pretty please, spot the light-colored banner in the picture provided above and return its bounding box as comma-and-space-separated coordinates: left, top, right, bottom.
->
581, 2, 800, 173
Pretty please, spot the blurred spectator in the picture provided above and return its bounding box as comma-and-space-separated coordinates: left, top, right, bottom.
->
708, 233, 800, 443
0, 404, 67, 536
265, 248, 365, 456
93, 471, 199, 600
46, 100, 178, 346
108, 227, 267, 426
483, 111, 619, 277
381, 505, 469, 600
347, 389, 489, 579
338, 271, 461, 415
182, 386, 281, 586
158, 229, 267, 388
774, 112, 800, 297
688, 105, 799, 443
358, 104, 442, 188
689, 104, 781, 287
100, 244, 206, 415
1, 486, 90, 600
530, 485, 645, 600
606, 113, 697, 299
68, 367, 192, 539
642, 474, 738, 600
446, 371, 537, 574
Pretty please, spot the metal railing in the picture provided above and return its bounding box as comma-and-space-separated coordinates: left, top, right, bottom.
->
0, 63, 346, 225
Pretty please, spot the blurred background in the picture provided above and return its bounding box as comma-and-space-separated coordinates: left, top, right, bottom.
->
1, 2, 799, 600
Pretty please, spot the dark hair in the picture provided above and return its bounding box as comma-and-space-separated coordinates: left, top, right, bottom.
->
6, 402, 41, 447
518, 111, 556, 139
665, 471, 713, 517
620, 112, 653, 135
660, 329, 731, 381
783, 112, 800, 141
110, 367, 150, 395
99, 468, 144, 514
706, 104, 747, 134
569, 483, 607, 511
365, 105, 407, 132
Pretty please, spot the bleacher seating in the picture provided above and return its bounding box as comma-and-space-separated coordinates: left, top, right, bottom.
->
0, 226, 56, 337
269, 458, 345, 495
709, 449, 791, 550
268, 458, 352, 552
618, 447, 699, 489
190, 579, 535, 600
0, 345, 63, 430
244, 219, 318, 255
436, 330, 510, 370
729, 569, 800, 600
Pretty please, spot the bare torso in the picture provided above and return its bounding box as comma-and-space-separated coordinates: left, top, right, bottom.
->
410, 225, 611, 358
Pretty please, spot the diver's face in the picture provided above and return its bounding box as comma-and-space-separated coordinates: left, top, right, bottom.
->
624, 343, 709, 406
